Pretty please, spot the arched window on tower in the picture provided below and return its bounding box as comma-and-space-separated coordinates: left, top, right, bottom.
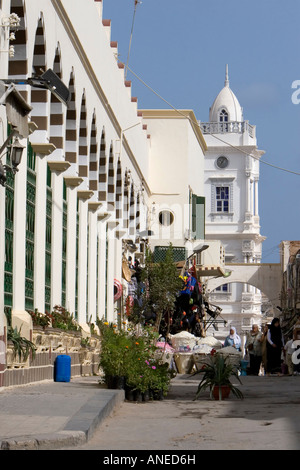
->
219, 108, 228, 132
219, 109, 228, 122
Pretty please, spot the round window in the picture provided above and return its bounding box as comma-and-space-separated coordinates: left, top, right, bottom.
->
158, 210, 174, 226
216, 156, 229, 169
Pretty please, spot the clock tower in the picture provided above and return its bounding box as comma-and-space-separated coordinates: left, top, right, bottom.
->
200, 66, 266, 339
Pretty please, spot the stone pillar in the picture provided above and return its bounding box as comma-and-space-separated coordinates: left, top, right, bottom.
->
12, 137, 27, 312
31, 144, 56, 312
106, 221, 119, 323
77, 190, 93, 324
88, 202, 102, 323
64, 177, 83, 316
48, 161, 71, 308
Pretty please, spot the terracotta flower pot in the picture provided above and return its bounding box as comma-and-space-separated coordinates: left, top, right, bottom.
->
212, 385, 231, 400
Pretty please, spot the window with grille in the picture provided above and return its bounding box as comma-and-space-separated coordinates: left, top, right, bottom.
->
25, 143, 36, 310
45, 165, 52, 313
216, 186, 229, 213
219, 109, 228, 122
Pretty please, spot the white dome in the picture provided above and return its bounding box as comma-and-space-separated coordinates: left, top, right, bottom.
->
209, 66, 243, 123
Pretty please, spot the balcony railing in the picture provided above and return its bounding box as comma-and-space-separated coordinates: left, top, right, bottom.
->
199, 120, 255, 138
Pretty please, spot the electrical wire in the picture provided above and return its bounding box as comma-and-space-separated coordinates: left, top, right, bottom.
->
125, 64, 300, 177
125, 1, 140, 80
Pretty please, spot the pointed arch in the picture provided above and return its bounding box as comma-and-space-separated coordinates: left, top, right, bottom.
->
98, 129, 107, 201
136, 192, 140, 233
107, 143, 115, 209
129, 183, 135, 236
31, 14, 48, 133
9, 0, 28, 100
123, 172, 129, 230
89, 111, 98, 191
78, 91, 88, 177
49, 44, 64, 152
116, 158, 123, 220
65, 69, 77, 164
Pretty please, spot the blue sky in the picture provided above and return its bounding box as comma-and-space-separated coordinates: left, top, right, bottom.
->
103, 0, 300, 263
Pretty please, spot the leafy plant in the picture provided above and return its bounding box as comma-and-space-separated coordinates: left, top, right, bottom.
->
49, 305, 81, 331
4, 308, 36, 361
141, 244, 183, 332
98, 320, 131, 378
7, 326, 36, 361
97, 319, 173, 396
193, 350, 243, 400
27, 308, 51, 329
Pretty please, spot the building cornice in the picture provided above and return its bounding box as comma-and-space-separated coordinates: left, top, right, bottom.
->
141, 109, 207, 153
51, 0, 151, 196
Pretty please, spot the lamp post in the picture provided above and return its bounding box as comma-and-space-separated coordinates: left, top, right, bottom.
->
0, 135, 25, 186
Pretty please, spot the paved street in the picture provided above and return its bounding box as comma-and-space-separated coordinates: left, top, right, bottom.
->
64, 374, 300, 451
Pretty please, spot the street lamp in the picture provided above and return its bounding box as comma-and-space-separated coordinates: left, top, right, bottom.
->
9, 136, 24, 171
0, 135, 25, 186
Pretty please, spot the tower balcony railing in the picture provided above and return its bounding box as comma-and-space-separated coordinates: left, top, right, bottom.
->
199, 120, 255, 138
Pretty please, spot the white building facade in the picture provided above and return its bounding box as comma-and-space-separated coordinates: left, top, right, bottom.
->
0, 0, 153, 352
201, 66, 266, 340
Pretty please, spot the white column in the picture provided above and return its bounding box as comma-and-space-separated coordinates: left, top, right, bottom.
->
12, 138, 27, 312
87, 206, 98, 323
97, 216, 108, 320
106, 222, 119, 323
250, 179, 254, 215
65, 182, 80, 315
77, 198, 88, 324
33, 154, 47, 312
246, 174, 251, 213
0, 183, 5, 335
254, 178, 259, 216
48, 162, 71, 309
50, 171, 63, 307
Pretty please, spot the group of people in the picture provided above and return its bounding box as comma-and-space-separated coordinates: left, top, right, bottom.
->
224, 318, 299, 376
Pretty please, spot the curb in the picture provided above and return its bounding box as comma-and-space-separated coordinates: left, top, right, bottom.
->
0, 389, 125, 450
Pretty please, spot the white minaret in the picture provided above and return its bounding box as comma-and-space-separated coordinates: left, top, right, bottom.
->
201, 66, 266, 340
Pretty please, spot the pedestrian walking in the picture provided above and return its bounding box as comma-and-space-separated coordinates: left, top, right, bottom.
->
266, 318, 284, 375
245, 324, 263, 375
261, 324, 269, 374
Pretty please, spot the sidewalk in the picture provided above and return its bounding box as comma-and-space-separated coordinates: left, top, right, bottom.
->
0, 376, 124, 450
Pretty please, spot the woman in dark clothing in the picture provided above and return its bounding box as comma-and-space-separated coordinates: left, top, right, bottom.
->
266, 318, 284, 375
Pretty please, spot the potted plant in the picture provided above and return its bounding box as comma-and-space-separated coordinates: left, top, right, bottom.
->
193, 350, 244, 400
98, 320, 130, 388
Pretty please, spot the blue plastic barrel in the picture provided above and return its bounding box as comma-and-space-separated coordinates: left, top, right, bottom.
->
240, 360, 248, 376
54, 354, 71, 382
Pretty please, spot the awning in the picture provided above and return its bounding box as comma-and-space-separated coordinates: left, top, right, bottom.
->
196, 265, 226, 277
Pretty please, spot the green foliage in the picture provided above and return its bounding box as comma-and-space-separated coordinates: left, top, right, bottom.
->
7, 326, 36, 361
97, 319, 173, 395
27, 308, 51, 329
141, 244, 183, 331
27, 305, 80, 332
193, 351, 243, 400
49, 305, 81, 331
4, 308, 36, 361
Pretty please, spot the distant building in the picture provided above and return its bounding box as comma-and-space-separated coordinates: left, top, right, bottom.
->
200, 66, 266, 340
280, 241, 300, 336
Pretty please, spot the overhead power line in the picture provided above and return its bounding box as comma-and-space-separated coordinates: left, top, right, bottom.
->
125, 0, 141, 80
125, 64, 300, 177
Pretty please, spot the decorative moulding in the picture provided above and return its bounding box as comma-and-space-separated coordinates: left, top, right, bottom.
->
88, 202, 102, 212
64, 176, 83, 188
107, 220, 119, 230
30, 142, 56, 155
47, 161, 71, 173
77, 190, 94, 200
97, 212, 111, 222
